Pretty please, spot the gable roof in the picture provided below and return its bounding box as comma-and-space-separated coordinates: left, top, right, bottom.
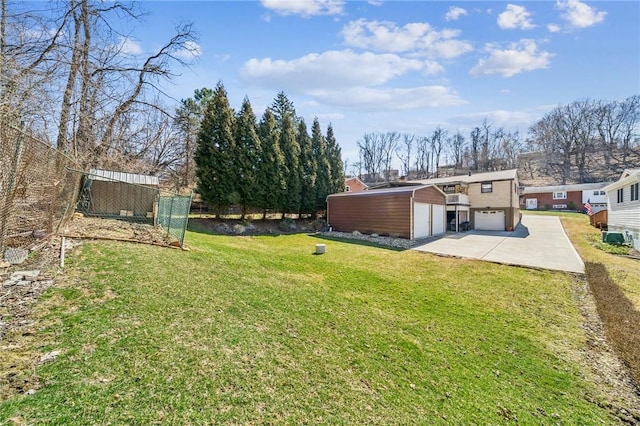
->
522, 182, 613, 195
344, 176, 368, 188
328, 184, 444, 199
408, 169, 518, 186
602, 169, 640, 192
88, 168, 160, 186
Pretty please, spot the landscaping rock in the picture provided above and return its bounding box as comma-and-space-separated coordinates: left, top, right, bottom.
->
233, 224, 246, 234
215, 223, 233, 234
11, 270, 41, 281
4, 247, 29, 265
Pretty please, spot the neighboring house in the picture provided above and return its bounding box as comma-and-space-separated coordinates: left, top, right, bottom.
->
77, 168, 160, 221
602, 169, 640, 250
326, 185, 447, 239
409, 169, 520, 232
344, 177, 368, 192
521, 182, 611, 214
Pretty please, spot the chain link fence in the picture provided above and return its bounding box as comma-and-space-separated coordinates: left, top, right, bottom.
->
0, 122, 81, 262
61, 168, 191, 247
1, 122, 191, 264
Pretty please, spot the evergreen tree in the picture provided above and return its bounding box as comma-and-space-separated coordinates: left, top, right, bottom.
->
257, 109, 286, 216
297, 119, 316, 215
174, 88, 214, 189
270, 91, 297, 129
311, 117, 331, 213
194, 82, 237, 215
279, 113, 301, 215
234, 97, 262, 218
326, 123, 345, 193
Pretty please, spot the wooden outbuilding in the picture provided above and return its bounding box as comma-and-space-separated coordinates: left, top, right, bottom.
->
326, 185, 447, 239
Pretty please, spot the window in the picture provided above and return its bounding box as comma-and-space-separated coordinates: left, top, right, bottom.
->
442, 185, 456, 194
480, 182, 493, 193
593, 190, 605, 196
345, 185, 351, 192
553, 191, 567, 200
632, 183, 639, 201
617, 188, 624, 203
553, 204, 567, 209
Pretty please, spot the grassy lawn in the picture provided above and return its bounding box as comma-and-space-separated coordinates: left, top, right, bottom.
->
0, 226, 624, 424
524, 210, 640, 310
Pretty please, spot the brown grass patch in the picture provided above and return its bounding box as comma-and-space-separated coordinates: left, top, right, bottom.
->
585, 261, 640, 386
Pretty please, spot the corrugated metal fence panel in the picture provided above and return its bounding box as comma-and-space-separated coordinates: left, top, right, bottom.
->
89, 168, 159, 186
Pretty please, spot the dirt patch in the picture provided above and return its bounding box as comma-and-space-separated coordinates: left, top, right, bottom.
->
60, 215, 176, 246
571, 272, 640, 423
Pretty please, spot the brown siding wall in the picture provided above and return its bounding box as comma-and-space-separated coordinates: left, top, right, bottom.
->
328, 193, 412, 238
413, 186, 446, 204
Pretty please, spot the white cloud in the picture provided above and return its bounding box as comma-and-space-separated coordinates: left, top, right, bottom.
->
547, 23, 561, 33
174, 40, 202, 60
310, 86, 466, 110
367, 0, 383, 6
240, 50, 463, 110
556, 0, 606, 29
497, 4, 535, 30
448, 109, 540, 130
260, 0, 344, 17
445, 6, 468, 22
241, 50, 425, 90
119, 37, 143, 55
341, 19, 473, 59
470, 39, 553, 77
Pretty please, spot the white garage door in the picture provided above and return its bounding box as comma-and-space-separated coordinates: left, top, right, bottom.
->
432, 204, 445, 235
474, 210, 505, 231
413, 202, 431, 238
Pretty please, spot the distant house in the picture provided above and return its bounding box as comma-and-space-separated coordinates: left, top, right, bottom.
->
327, 185, 447, 239
521, 182, 611, 213
603, 169, 640, 250
409, 169, 520, 232
344, 177, 368, 192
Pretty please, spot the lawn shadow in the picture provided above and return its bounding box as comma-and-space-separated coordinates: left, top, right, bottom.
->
310, 233, 407, 252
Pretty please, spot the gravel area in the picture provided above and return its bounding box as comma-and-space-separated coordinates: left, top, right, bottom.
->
321, 231, 443, 250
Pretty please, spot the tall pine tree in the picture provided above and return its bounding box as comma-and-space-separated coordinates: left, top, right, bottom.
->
297, 118, 316, 215
257, 109, 285, 217
326, 123, 345, 193
234, 97, 262, 219
311, 117, 331, 213
194, 82, 236, 215
279, 113, 301, 215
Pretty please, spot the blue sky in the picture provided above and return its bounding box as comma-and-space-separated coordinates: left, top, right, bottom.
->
126, 1, 639, 166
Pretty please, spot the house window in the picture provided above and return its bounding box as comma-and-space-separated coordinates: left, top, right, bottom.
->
553, 191, 567, 200
617, 188, 624, 203
345, 185, 351, 192
593, 190, 605, 196
442, 185, 456, 194
480, 182, 493, 193
632, 183, 639, 201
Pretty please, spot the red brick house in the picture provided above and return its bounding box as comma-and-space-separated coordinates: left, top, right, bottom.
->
521, 182, 610, 212
344, 177, 368, 192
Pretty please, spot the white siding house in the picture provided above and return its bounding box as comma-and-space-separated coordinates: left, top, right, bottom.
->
603, 169, 640, 250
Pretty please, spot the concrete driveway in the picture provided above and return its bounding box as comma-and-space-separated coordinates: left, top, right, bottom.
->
413, 215, 585, 273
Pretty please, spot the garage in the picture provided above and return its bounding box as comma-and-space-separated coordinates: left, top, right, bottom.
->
474, 210, 505, 231
327, 185, 447, 239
